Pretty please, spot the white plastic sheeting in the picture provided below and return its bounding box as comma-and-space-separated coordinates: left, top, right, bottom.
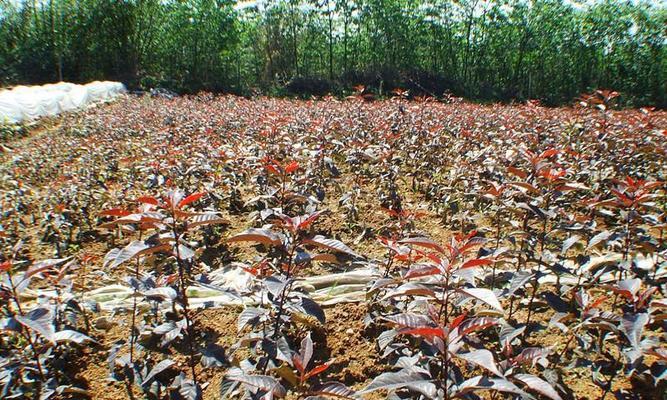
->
21, 252, 658, 313
0, 81, 126, 124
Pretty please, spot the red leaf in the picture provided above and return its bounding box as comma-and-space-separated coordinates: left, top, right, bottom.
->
458, 240, 486, 255
457, 317, 499, 337
293, 356, 305, 375
508, 181, 539, 193
460, 258, 493, 269
99, 208, 131, 217
643, 181, 663, 190
448, 312, 468, 330
539, 148, 560, 159
297, 211, 324, 230
305, 363, 330, 380
398, 237, 446, 254
241, 266, 259, 276
419, 251, 447, 267
400, 327, 445, 340
226, 228, 283, 246
507, 166, 527, 179
381, 207, 399, 218
265, 164, 280, 175
588, 295, 607, 310
136, 196, 159, 206
0, 260, 11, 273
404, 264, 441, 279
637, 287, 657, 309
285, 160, 300, 174
178, 192, 205, 208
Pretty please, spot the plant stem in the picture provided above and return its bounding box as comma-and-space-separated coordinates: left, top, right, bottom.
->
491, 206, 501, 289
438, 272, 451, 399
271, 241, 297, 340
525, 197, 550, 334
509, 213, 529, 321
7, 271, 46, 382
129, 230, 143, 364
172, 221, 198, 385
129, 258, 139, 364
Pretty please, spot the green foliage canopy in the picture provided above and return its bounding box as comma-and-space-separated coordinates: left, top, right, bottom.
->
0, 0, 664, 106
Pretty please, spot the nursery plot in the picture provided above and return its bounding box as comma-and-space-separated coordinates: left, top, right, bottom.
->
0, 93, 665, 400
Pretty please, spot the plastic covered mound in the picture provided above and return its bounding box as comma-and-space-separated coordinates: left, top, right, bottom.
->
0, 81, 126, 124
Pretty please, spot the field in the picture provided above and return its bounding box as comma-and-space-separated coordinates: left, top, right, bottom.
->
1, 93, 666, 400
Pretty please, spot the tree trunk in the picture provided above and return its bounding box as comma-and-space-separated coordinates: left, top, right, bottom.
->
328, 0, 334, 81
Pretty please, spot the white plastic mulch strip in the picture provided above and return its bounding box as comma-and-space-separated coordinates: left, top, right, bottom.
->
78, 268, 380, 312
55, 252, 660, 314
0, 81, 126, 124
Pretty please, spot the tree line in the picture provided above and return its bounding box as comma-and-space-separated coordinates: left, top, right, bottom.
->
0, 0, 665, 106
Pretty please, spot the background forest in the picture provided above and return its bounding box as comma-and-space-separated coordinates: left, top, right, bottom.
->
0, 0, 665, 106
